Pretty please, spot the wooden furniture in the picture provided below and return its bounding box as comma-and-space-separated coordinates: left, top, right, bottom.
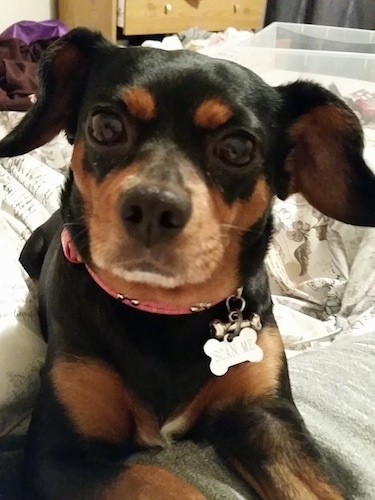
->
58, 0, 118, 42
58, 0, 266, 42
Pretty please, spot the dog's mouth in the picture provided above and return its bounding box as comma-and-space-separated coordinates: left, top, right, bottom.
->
110, 259, 187, 288
90, 208, 228, 290
129, 262, 172, 276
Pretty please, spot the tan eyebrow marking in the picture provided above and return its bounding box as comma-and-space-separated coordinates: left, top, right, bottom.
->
122, 87, 156, 120
194, 99, 233, 129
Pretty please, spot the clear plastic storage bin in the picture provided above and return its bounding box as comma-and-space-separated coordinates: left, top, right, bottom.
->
201, 23, 375, 92
249, 22, 375, 54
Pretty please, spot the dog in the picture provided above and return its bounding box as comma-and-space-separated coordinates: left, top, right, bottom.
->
1, 28, 375, 499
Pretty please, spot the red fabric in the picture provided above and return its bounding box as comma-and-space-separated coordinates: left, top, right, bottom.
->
0, 37, 57, 111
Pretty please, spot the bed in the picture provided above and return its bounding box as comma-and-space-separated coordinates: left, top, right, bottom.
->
1, 68, 375, 497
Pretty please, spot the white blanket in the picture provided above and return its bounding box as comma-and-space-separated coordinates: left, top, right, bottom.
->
0, 112, 71, 436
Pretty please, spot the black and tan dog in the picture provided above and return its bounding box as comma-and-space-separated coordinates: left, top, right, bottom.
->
1, 28, 375, 499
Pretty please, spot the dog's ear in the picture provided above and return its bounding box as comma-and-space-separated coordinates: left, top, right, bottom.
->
276, 81, 375, 227
0, 28, 111, 157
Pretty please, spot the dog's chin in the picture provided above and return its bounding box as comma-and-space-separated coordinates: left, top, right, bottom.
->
121, 269, 185, 289
109, 264, 208, 289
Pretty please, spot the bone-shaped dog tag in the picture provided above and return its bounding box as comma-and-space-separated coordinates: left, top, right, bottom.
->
203, 327, 263, 376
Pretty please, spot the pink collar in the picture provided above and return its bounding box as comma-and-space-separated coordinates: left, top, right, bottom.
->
61, 227, 219, 315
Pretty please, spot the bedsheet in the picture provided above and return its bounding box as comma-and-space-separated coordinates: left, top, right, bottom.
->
0, 111, 70, 436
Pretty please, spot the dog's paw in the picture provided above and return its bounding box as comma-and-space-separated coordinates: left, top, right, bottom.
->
106, 464, 206, 499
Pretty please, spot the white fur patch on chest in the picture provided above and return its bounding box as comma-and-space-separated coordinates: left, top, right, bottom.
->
139, 415, 189, 448
160, 415, 189, 444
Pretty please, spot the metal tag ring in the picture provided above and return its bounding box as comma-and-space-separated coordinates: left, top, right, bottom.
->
226, 294, 246, 313
228, 310, 241, 323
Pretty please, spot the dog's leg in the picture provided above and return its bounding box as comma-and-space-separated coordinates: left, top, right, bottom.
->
189, 325, 343, 500
26, 357, 205, 500
209, 397, 343, 500
103, 464, 205, 500
28, 457, 204, 500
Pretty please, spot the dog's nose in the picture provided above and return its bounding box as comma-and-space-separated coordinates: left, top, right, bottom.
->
119, 185, 192, 246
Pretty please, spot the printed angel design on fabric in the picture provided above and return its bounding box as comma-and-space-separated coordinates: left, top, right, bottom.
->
273, 207, 293, 232
286, 221, 311, 276
311, 210, 329, 241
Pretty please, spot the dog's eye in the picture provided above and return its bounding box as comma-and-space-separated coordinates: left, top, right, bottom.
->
214, 134, 255, 166
88, 111, 125, 145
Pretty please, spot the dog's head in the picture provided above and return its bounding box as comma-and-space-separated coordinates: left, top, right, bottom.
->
1, 29, 375, 305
